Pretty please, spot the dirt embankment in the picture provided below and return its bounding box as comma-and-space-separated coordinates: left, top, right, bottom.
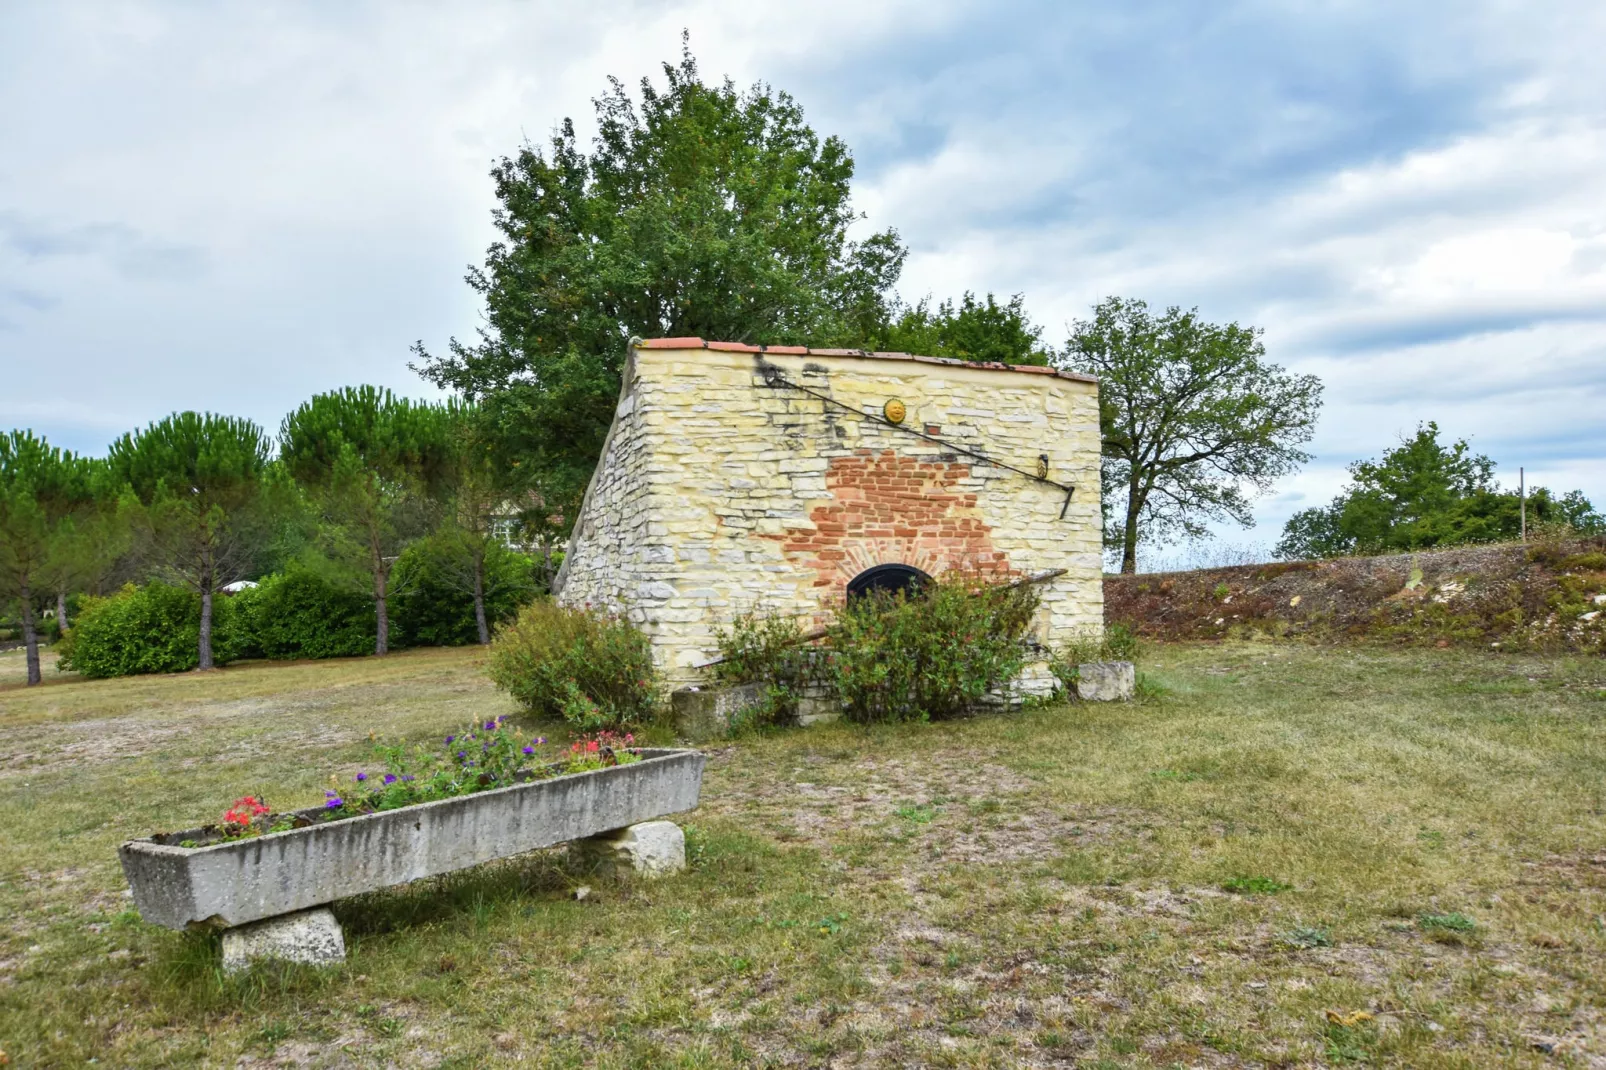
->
1105, 538, 1606, 652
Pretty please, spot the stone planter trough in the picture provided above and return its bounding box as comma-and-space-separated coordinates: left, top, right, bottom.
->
119, 748, 705, 932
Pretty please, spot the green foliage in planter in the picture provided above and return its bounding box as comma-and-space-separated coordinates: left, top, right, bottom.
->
711, 610, 815, 726
822, 576, 1040, 724
231, 568, 376, 660
58, 582, 244, 677
390, 537, 541, 648
487, 599, 660, 730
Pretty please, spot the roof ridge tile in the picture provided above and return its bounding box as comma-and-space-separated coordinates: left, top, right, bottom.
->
633, 337, 1096, 383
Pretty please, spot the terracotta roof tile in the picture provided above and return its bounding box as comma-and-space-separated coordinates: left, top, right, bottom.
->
632, 337, 1097, 383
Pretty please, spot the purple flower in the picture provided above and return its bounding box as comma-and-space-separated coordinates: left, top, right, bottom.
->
355, 772, 367, 782
402, 774, 415, 782
522, 745, 535, 755
382, 774, 397, 785
484, 720, 496, 730
445, 735, 455, 744
325, 796, 343, 809
536, 737, 547, 745
457, 751, 467, 760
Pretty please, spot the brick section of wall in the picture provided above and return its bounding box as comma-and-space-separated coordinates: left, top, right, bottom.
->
554, 345, 1105, 685
765, 449, 1008, 594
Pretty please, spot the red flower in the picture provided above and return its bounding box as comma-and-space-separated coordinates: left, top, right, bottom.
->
223, 795, 270, 828
586, 740, 600, 753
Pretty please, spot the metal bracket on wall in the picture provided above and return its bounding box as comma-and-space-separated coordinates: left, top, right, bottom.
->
758, 367, 1077, 520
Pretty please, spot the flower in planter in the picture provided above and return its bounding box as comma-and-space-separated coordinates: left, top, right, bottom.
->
222, 795, 270, 832
210, 719, 645, 835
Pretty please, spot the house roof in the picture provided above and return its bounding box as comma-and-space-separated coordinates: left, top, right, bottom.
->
633, 337, 1098, 384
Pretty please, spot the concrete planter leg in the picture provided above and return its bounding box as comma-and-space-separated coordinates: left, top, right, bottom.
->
573, 820, 686, 879
221, 906, 346, 974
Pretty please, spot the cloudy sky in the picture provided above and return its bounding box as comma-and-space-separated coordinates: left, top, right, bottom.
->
3, 1, 1603, 563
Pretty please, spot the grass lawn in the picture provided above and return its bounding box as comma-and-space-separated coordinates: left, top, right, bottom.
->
1, 642, 1604, 1067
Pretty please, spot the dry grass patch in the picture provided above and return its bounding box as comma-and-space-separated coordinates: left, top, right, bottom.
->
1, 642, 1605, 1066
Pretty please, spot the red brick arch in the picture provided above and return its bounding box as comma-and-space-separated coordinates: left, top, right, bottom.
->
762, 449, 1014, 597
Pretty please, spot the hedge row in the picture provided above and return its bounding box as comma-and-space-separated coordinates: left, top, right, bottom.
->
59, 542, 541, 678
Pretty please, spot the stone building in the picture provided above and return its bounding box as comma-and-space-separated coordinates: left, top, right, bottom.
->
552, 338, 1104, 687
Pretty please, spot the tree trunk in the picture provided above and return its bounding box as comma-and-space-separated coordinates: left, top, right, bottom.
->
56, 588, 69, 633
374, 559, 390, 656
198, 585, 215, 670
1121, 496, 1142, 574
472, 547, 490, 645
20, 581, 40, 687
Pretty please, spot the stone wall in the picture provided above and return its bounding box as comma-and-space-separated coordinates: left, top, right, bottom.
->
554, 340, 1104, 685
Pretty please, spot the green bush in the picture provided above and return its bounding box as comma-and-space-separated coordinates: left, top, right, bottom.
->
1050, 623, 1140, 693
232, 569, 375, 660
390, 538, 541, 648
486, 600, 660, 730
822, 576, 1040, 724
711, 610, 815, 726
58, 582, 243, 678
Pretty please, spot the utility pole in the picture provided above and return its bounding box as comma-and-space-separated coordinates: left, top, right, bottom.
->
1520, 467, 1526, 543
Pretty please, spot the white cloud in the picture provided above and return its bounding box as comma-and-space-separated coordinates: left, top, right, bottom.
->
1, 0, 1602, 561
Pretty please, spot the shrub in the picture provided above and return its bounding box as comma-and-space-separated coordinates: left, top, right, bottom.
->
58, 582, 243, 678
486, 600, 660, 730
390, 538, 541, 648
1050, 623, 1140, 693
711, 610, 816, 726
822, 576, 1040, 724
232, 569, 376, 660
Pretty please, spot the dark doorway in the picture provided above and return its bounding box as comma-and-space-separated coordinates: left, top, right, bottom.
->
846, 564, 931, 601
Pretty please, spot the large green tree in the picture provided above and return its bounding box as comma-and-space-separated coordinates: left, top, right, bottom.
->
1062, 297, 1323, 573
39, 460, 136, 630
0, 431, 94, 685
280, 386, 451, 655
415, 399, 539, 645
875, 292, 1052, 365
413, 43, 905, 527
1277, 422, 1605, 559
106, 412, 272, 670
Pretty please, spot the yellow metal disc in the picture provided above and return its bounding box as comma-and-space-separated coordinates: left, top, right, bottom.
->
883, 398, 906, 424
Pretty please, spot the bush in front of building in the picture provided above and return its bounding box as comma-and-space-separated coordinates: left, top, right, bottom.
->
58, 582, 246, 678
486, 600, 660, 730
821, 575, 1040, 724
711, 610, 816, 727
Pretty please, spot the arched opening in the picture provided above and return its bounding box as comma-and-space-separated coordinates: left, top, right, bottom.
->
845, 563, 931, 602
